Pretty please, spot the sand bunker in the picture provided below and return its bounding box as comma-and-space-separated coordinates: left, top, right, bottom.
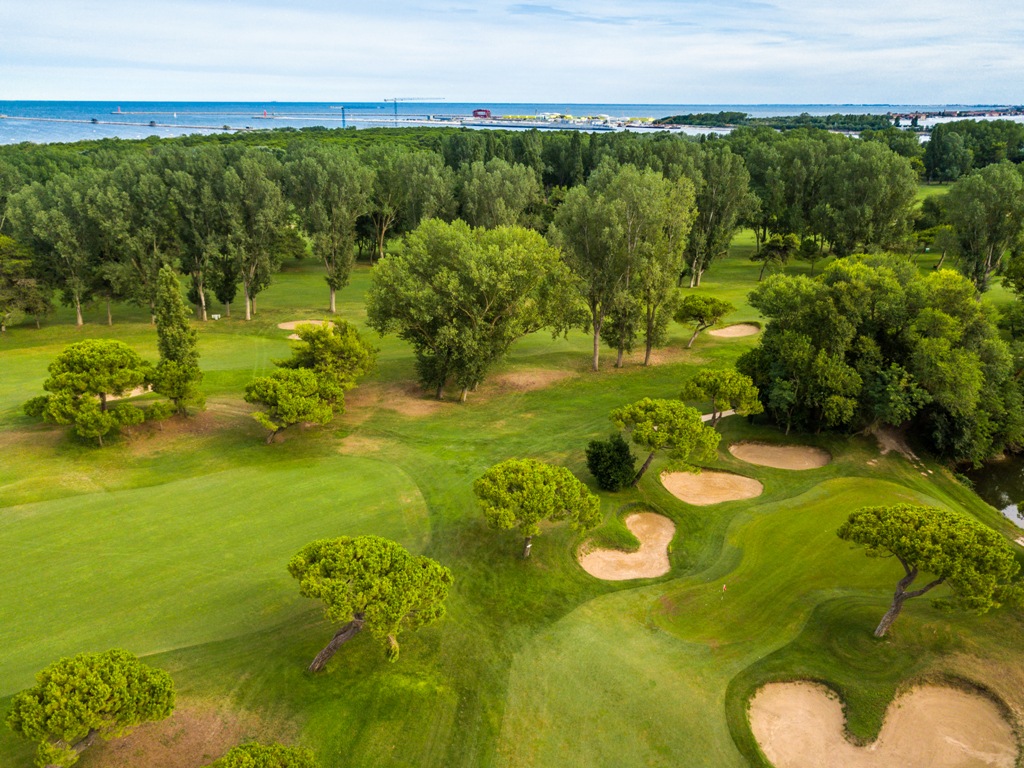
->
729, 442, 831, 470
661, 470, 763, 505
750, 681, 1017, 768
277, 319, 335, 331
708, 323, 760, 338
578, 512, 675, 581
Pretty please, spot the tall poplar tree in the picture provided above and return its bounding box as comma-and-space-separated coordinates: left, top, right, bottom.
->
152, 265, 203, 415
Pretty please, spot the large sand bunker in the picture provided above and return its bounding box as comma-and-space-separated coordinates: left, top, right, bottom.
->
708, 323, 760, 338
729, 442, 831, 470
578, 512, 675, 581
749, 681, 1017, 768
661, 470, 763, 505
277, 319, 335, 331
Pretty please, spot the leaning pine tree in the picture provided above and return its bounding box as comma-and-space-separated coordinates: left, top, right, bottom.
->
289, 536, 453, 670
838, 504, 1022, 637
152, 265, 204, 415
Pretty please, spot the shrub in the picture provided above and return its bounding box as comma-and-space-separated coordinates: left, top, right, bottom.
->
586, 434, 637, 491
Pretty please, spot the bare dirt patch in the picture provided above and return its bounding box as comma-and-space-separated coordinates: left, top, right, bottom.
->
578, 512, 675, 581
871, 425, 925, 464
276, 319, 335, 331
79, 703, 272, 768
660, 470, 763, 505
708, 323, 760, 338
749, 681, 1017, 768
345, 382, 447, 418
729, 442, 831, 470
487, 368, 575, 392
345, 368, 574, 420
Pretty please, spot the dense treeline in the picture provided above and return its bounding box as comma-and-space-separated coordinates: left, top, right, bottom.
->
0, 125, 926, 329
656, 112, 893, 132
924, 120, 1024, 181
738, 255, 1024, 464
1, 122, 1022, 339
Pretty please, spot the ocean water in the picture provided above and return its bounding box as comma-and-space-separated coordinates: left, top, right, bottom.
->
0, 100, 1015, 145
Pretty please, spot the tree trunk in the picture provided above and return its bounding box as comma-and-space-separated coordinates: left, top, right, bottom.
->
100, 393, 108, 412
265, 429, 278, 445
687, 324, 705, 349
74, 295, 83, 327
874, 566, 944, 638
224, 302, 231, 318
632, 451, 657, 486
308, 615, 365, 673
244, 285, 252, 321
43, 729, 99, 768
522, 535, 533, 559
615, 345, 625, 368
329, 286, 336, 314
460, 387, 468, 403
435, 383, 444, 400
874, 595, 907, 637
251, 295, 256, 316
106, 297, 112, 326
644, 339, 653, 366
197, 277, 207, 321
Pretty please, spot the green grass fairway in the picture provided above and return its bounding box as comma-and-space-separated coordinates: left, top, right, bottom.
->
2, 245, 1023, 768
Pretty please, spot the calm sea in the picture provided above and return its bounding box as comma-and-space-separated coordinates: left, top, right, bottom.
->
0, 101, 1013, 145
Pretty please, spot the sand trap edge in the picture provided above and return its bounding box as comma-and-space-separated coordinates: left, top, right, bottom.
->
660, 470, 763, 505
729, 442, 831, 470
577, 512, 675, 581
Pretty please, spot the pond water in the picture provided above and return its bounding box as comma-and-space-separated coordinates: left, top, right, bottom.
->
966, 456, 1024, 529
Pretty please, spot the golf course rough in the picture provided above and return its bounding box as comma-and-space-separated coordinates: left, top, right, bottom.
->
749, 681, 1017, 768
577, 512, 675, 580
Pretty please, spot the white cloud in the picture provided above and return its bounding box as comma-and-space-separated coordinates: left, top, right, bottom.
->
1, 0, 1023, 102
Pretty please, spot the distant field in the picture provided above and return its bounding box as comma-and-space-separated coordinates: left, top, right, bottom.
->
2, 232, 1022, 768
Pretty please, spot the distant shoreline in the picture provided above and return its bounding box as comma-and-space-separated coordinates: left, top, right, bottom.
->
2, 101, 1022, 145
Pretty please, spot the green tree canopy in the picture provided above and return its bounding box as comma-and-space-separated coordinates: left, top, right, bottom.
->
205, 742, 319, 768
673, 294, 735, 348
610, 398, 721, 485
945, 161, 1024, 291
367, 218, 576, 400
679, 369, 763, 427
6, 649, 174, 768
288, 536, 453, 670
682, 143, 753, 287
285, 145, 372, 312
243, 368, 340, 443
837, 504, 1022, 637
738, 255, 1024, 461
0, 233, 51, 331
275, 320, 376, 388
26, 339, 151, 445
457, 157, 542, 229
550, 180, 624, 371
474, 458, 601, 558
152, 264, 203, 415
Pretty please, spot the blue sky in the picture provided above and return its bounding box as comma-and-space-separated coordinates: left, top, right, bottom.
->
3, 0, 1023, 102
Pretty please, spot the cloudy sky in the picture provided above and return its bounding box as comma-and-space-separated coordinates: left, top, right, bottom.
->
3, 0, 1023, 103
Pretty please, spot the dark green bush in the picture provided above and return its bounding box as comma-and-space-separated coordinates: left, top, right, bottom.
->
585, 434, 637, 491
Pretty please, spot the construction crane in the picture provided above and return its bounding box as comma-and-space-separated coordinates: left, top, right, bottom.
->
384, 97, 443, 127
